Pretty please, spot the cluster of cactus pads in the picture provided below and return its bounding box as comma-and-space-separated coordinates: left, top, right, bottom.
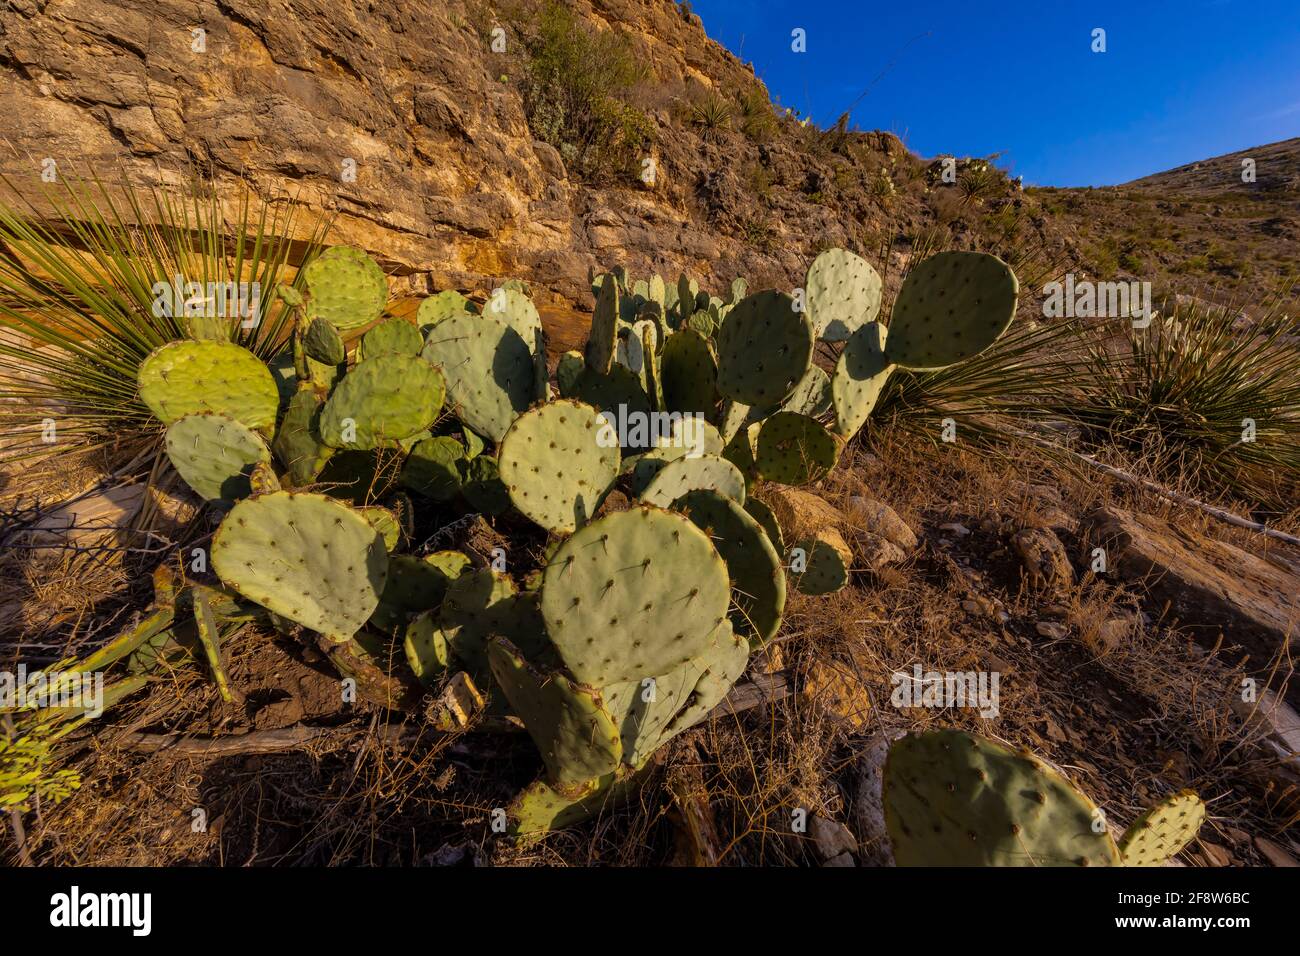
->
124, 241, 1022, 837
884, 729, 1206, 866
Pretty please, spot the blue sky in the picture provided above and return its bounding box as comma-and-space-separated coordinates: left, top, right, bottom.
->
686, 0, 1300, 186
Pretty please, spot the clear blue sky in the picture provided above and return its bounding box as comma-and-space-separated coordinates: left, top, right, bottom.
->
686, 0, 1300, 187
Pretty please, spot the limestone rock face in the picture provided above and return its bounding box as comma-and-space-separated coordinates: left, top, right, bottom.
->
0, 0, 916, 305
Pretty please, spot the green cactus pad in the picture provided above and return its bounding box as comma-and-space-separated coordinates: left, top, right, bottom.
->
508, 768, 645, 839
570, 365, 652, 445
586, 273, 620, 374
789, 530, 851, 595
460, 454, 512, 514
833, 321, 893, 438
359, 318, 423, 360
1118, 791, 1205, 866
302, 317, 347, 365
358, 505, 402, 551
211, 491, 388, 642
716, 291, 813, 406
421, 313, 535, 442
884, 729, 1121, 867
557, 350, 585, 397
399, 435, 466, 501
806, 247, 883, 342
319, 354, 445, 450
602, 655, 713, 766
661, 328, 718, 416
404, 611, 450, 685
302, 246, 388, 331
165, 412, 271, 502
886, 251, 1019, 370
485, 287, 544, 354
440, 570, 551, 677
370, 553, 463, 633
417, 290, 477, 331
540, 506, 731, 687
488, 637, 623, 794
272, 388, 334, 486
640, 321, 665, 411
755, 412, 840, 485
640, 453, 746, 508
138, 340, 279, 431
744, 497, 785, 555
659, 621, 750, 737
676, 490, 785, 645
780, 364, 833, 418
687, 310, 715, 338
499, 400, 620, 533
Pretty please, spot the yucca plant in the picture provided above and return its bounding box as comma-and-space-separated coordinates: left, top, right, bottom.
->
0, 170, 331, 455
1061, 297, 1300, 512
689, 92, 733, 140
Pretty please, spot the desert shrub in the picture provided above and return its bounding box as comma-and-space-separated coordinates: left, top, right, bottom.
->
738, 87, 777, 142
521, 1, 655, 184
688, 91, 733, 140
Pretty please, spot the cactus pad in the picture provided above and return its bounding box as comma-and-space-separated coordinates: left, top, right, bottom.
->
399, 435, 466, 501
640, 454, 746, 508
557, 350, 585, 397
602, 655, 714, 766
272, 388, 334, 486
302, 318, 347, 365
1118, 791, 1205, 866
755, 412, 839, 485
417, 290, 476, 331
302, 246, 388, 331
421, 313, 535, 442
716, 291, 813, 406
806, 247, 883, 342
440, 570, 551, 677
211, 491, 388, 642
138, 340, 279, 431
488, 637, 623, 794
540, 506, 731, 687
886, 251, 1018, 370
780, 365, 833, 419
883, 729, 1121, 867
370, 553, 464, 633
586, 274, 620, 374
571, 365, 653, 444
319, 353, 445, 450
359, 318, 422, 360
499, 400, 620, 533
660, 328, 718, 416
833, 321, 893, 438
744, 497, 785, 555
677, 490, 785, 645
164, 412, 271, 502
404, 611, 450, 685
790, 529, 852, 595
659, 621, 750, 737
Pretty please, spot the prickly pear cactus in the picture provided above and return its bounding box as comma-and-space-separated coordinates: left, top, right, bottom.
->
498, 399, 620, 533
640, 453, 746, 508
417, 290, 476, 331
211, 491, 388, 642
358, 318, 422, 360
540, 506, 731, 687
886, 251, 1018, 370
404, 610, 450, 685
586, 273, 620, 374
138, 340, 279, 431
301, 246, 388, 331
755, 412, 840, 485
660, 328, 718, 416
805, 247, 883, 342
272, 388, 334, 486
884, 729, 1121, 867
789, 529, 851, 595
780, 365, 833, 419
319, 353, 444, 450
164, 412, 271, 502
833, 321, 893, 438
1117, 791, 1205, 866
716, 290, 813, 406
439, 570, 551, 678
302, 317, 347, 365
399, 435, 466, 501
421, 312, 534, 442
676, 490, 785, 645
488, 637, 623, 794
556, 350, 585, 397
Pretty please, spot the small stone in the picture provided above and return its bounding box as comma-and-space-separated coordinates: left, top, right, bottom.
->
1011, 527, 1074, 590
939, 522, 971, 536
846, 496, 917, 550
809, 815, 857, 860
1035, 621, 1069, 640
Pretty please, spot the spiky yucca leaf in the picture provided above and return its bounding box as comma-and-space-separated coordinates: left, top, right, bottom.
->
0, 170, 331, 454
